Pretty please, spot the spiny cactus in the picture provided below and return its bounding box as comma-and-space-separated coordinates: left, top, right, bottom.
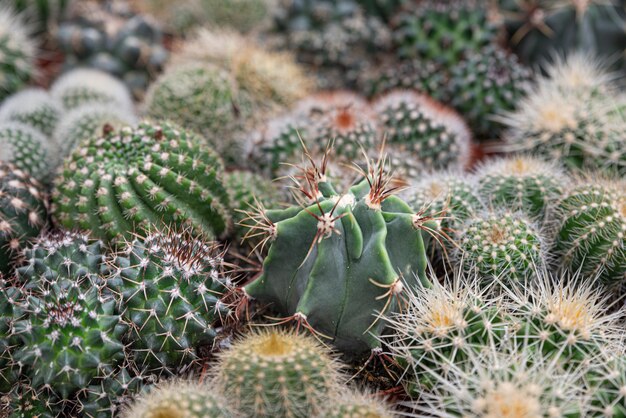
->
454, 211, 546, 282
50, 68, 134, 111
122, 379, 234, 418
214, 329, 341, 417
0, 6, 36, 102
372, 90, 472, 175
0, 122, 53, 181
0, 88, 62, 138
554, 179, 626, 287
542, 52, 618, 99
107, 229, 232, 374
53, 104, 138, 161
52, 121, 231, 244
448, 45, 532, 138
321, 389, 396, 418
242, 150, 434, 354
0, 162, 48, 274
586, 352, 626, 417
475, 156, 567, 221
0, 281, 22, 393
6, 382, 64, 418
393, 0, 497, 66
11, 244, 126, 399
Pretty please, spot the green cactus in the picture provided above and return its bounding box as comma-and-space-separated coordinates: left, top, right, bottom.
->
107, 230, 231, 374
321, 389, 396, 418
393, 0, 497, 66
50, 68, 134, 112
454, 211, 546, 282
243, 152, 434, 354
0, 282, 23, 393
0, 6, 36, 103
554, 179, 626, 288
448, 45, 532, 138
6, 383, 64, 418
0, 122, 53, 181
475, 156, 567, 221
122, 379, 234, 418
53, 104, 138, 161
0, 88, 62, 138
11, 234, 126, 399
51, 121, 231, 244
214, 329, 341, 417
587, 353, 626, 417
0, 162, 48, 274
372, 90, 472, 174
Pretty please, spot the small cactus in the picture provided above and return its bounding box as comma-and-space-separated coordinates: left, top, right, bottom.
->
52, 121, 231, 244
0, 88, 62, 138
321, 388, 396, 418
0, 122, 53, 181
214, 329, 341, 417
0, 6, 36, 102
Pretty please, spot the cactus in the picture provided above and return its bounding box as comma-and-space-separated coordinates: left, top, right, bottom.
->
321, 389, 396, 418
475, 156, 567, 221
0, 282, 23, 393
448, 45, 532, 138
51, 121, 231, 244
372, 90, 472, 174
0, 122, 53, 181
554, 179, 626, 288
393, 0, 497, 66
242, 151, 434, 354
50, 68, 134, 112
0, 6, 36, 103
542, 52, 618, 98
0, 162, 48, 274
6, 383, 64, 418
0, 88, 62, 138
454, 211, 546, 282
10, 0, 73, 35
107, 229, 232, 374
11, 234, 126, 399
586, 352, 626, 417
122, 379, 234, 418
214, 329, 341, 417
53, 104, 138, 161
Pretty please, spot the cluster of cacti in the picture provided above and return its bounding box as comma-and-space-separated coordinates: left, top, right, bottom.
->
0, 6, 37, 103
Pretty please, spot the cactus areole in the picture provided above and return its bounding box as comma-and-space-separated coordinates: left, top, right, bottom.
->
243, 154, 434, 354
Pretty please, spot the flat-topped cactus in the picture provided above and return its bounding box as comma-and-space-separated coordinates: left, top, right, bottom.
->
0, 122, 53, 181
242, 150, 434, 354
52, 121, 231, 244
0, 88, 62, 138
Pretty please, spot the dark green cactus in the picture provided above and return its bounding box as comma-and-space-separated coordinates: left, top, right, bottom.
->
51, 121, 231, 244
0, 281, 22, 393
6, 383, 64, 418
243, 152, 434, 354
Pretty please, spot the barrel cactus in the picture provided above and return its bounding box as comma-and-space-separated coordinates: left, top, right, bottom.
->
242, 151, 434, 354
0, 162, 48, 274
0, 88, 62, 138
107, 229, 232, 374
0, 6, 36, 103
52, 121, 231, 244
0, 122, 53, 181
214, 329, 341, 417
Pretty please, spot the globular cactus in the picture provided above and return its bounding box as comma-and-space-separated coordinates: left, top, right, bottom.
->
393, 0, 497, 66
214, 329, 341, 417
0, 162, 48, 274
52, 121, 231, 244
542, 52, 617, 99
0, 122, 53, 181
107, 229, 232, 374
242, 151, 434, 354
50, 68, 134, 112
554, 179, 626, 288
454, 211, 546, 282
11, 234, 126, 399
448, 45, 532, 138
475, 156, 567, 222
321, 389, 396, 418
122, 379, 234, 418
372, 90, 472, 176
53, 104, 138, 161
0, 6, 36, 102
0, 88, 62, 138
6, 383, 64, 418
0, 281, 23, 393
586, 352, 626, 417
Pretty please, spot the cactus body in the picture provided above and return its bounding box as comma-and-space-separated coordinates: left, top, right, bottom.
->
0, 122, 53, 181
321, 389, 395, 418
0, 89, 62, 138
0, 283, 22, 393
79, 365, 146, 418
0, 7, 36, 103
52, 121, 231, 244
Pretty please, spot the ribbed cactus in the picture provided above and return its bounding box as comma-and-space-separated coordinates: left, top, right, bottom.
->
107, 230, 232, 374
0, 281, 22, 393
454, 211, 546, 282
0, 122, 53, 181
52, 121, 231, 244
587, 353, 626, 417
0, 162, 48, 274
554, 179, 626, 287
6, 382, 64, 418
322, 389, 396, 418
11, 233, 126, 399
243, 151, 433, 353
372, 90, 472, 175
0, 6, 36, 102
475, 156, 567, 221
214, 330, 341, 417
0, 88, 62, 138
122, 379, 234, 418
50, 68, 134, 112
